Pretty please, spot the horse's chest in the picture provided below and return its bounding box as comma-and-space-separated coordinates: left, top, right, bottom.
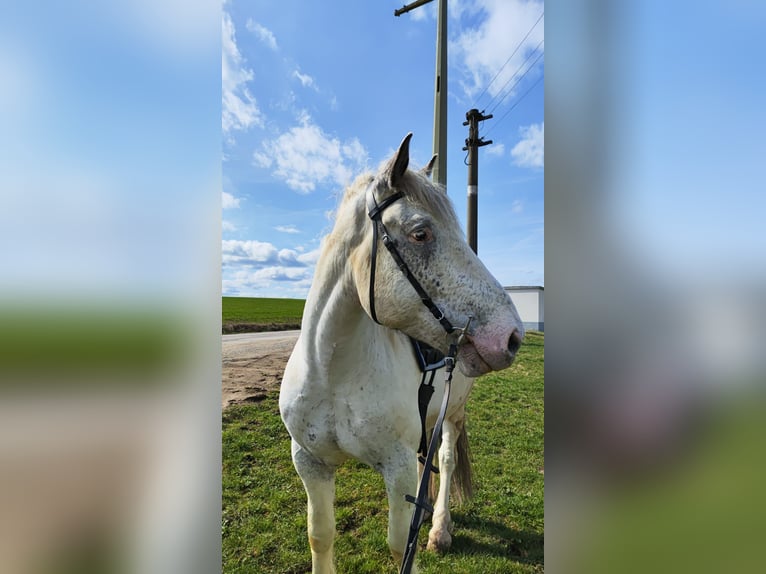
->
281, 344, 422, 464
283, 383, 419, 465
281, 392, 340, 452
331, 381, 420, 457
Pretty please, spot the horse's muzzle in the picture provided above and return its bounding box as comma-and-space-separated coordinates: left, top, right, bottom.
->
508, 328, 523, 356
459, 326, 523, 376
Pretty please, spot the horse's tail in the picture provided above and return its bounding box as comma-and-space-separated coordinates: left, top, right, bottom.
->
452, 417, 474, 503
427, 415, 474, 504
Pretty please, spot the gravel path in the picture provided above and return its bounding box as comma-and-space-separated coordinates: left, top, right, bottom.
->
222, 331, 299, 409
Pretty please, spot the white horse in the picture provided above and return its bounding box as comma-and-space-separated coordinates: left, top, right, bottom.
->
280, 134, 523, 573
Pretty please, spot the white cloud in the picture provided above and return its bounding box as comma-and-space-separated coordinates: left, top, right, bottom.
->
246, 18, 278, 50
222, 220, 237, 232
222, 10, 261, 135
408, 3, 434, 21
222, 190, 240, 209
511, 122, 544, 168
253, 266, 311, 282
486, 142, 506, 157
451, 0, 544, 100
297, 248, 321, 265
253, 113, 368, 193
277, 248, 300, 265
221, 242, 321, 296
253, 151, 272, 168
222, 239, 278, 266
222, 240, 320, 268
223, 266, 314, 296
404, 0, 468, 21
275, 225, 300, 234
342, 138, 366, 161
292, 69, 317, 90
511, 199, 524, 214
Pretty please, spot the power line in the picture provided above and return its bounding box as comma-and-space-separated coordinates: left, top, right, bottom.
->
483, 74, 543, 139
486, 39, 544, 114
472, 10, 544, 108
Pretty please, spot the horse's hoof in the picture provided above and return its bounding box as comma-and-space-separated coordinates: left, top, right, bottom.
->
427, 529, 452, 554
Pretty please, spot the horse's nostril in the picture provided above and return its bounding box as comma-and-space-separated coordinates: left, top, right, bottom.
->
507, 329, 523, 355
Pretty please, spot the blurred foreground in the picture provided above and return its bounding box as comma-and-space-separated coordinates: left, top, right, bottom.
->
547, 2, 766, 572
0, 1, 221, 572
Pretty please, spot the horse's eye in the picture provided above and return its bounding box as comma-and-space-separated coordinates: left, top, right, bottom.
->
408, 228, 433, 244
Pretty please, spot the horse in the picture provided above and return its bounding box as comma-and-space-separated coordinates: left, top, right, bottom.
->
279, 133, 524, 573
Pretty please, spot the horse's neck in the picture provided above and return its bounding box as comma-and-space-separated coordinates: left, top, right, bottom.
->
298, 243, 400, 382
302, 266, 359, 355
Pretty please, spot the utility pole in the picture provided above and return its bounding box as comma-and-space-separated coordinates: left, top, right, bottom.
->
394, 0, 448, 186
462, 108, 493, 253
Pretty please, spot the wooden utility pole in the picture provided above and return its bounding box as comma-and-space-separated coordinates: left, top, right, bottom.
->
395, 0, 448, 186
463, 108, 493, 253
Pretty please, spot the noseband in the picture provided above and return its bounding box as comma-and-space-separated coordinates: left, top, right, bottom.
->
366, 188, 456, 335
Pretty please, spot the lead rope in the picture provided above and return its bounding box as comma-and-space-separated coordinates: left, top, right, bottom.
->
399, 318, 472, 574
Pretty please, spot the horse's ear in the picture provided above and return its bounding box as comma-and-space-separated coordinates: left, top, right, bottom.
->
421, 154, 438, 179
388, 133, 413, 188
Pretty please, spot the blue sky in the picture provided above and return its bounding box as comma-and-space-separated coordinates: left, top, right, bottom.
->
221, 0, 544, 298
608, 1, 766, 281
1, 1, 220, 301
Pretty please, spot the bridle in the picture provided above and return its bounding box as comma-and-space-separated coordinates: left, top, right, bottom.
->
365, 184, 472, 574
366, 186, 455, 335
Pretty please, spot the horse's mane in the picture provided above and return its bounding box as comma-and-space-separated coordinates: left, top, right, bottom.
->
341, 166, 459, 228
318, 166, 461, 282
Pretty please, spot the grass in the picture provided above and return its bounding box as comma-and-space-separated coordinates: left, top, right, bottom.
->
222, 331, 544, 573
0, 305, 189, 389
574, 394, 766, 574
222, 297, 305, 333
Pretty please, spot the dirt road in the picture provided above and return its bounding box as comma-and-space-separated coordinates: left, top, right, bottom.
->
222, 331, 299, 409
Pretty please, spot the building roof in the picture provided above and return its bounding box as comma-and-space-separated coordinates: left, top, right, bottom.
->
504, 285, 544, 291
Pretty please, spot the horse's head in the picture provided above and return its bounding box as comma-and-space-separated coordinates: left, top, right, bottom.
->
351, 133, 524, 377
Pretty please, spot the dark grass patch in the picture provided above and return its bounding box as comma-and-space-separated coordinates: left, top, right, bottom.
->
222, 322, 302, 334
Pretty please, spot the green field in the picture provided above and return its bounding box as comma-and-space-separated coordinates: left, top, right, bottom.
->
222, 297, 305, 333
0, 306, 188, 389
222, 332, 544, 573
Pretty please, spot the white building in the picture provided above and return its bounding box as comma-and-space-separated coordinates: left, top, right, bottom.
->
505, 286, 544, 332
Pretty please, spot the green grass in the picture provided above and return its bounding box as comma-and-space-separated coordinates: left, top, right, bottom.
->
0, 305, 189, 389
575, 394, 766, 574
222, 332, 544, 573
222, 297, 305, 333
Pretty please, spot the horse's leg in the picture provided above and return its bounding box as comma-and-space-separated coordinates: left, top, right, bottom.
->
291, 441, 337, 574
427, 417, 459, 553
382, 448, 419, 574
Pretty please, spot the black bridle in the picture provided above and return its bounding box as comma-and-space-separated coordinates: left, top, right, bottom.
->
365, 186, 471, 574
366, 188, 456, 335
